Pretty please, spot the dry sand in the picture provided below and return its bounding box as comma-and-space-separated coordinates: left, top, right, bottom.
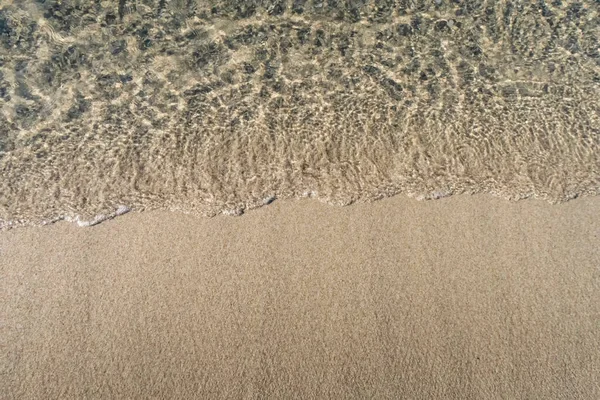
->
2, 194, 600, 399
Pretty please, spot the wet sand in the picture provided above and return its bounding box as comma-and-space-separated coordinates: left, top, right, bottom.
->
2, 194, 599, 399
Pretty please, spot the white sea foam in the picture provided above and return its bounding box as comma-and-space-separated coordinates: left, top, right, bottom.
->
62, 205, 132, 227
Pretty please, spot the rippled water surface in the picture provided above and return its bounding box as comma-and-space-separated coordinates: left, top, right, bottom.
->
1, 0, 599, 228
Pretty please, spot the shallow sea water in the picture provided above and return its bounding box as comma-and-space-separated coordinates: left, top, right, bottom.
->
0, 0, 599, 228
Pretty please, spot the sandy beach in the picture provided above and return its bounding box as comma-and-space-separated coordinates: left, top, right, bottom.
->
2, 194, 599, 399
2, 1, 599, 398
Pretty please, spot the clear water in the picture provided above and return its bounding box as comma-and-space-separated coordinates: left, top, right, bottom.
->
1, 0, 599, 228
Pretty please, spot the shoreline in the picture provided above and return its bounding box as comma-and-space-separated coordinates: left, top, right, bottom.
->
1, 190, 598, 231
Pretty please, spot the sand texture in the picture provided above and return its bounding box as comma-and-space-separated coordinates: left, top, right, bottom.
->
2, 195, 600, 399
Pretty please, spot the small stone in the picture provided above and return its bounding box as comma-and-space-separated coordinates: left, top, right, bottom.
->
435, 20, 448, 32
263, 196, 276, 205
